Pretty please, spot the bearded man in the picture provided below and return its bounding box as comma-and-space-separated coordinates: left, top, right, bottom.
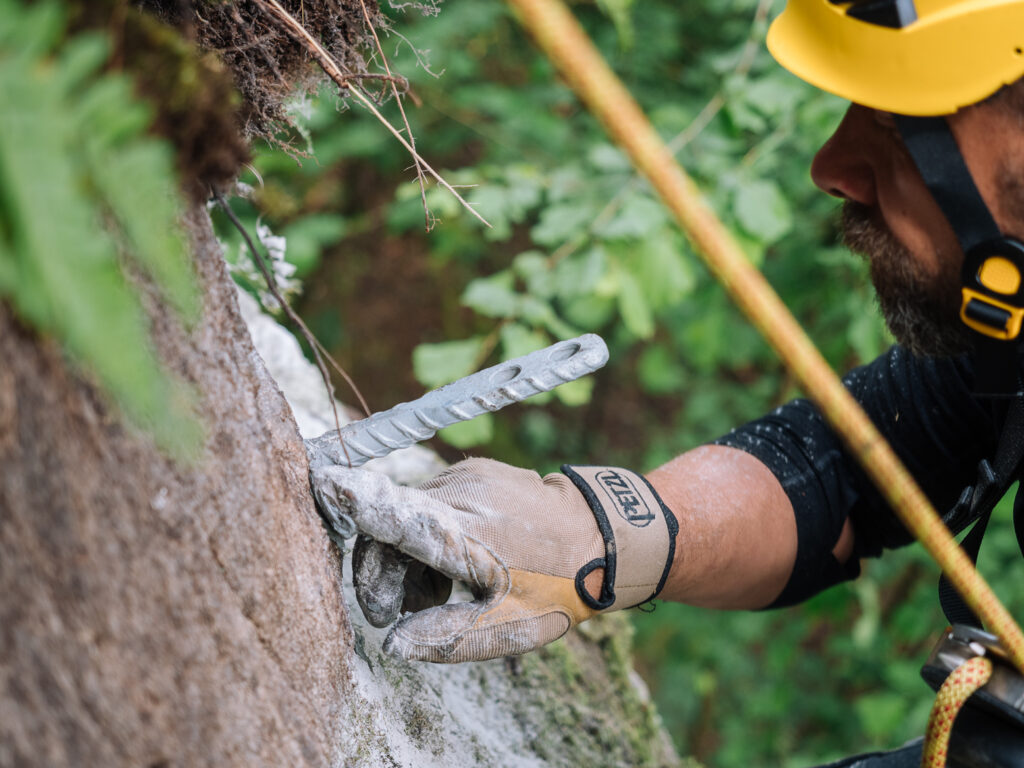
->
312, 2, 1024, 765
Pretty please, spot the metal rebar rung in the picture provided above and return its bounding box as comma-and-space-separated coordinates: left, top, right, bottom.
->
304, 334, 609, 468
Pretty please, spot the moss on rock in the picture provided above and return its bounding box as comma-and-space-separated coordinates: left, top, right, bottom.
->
67, 1, 250, 200
120, 9, 250, 201
503, 613, 699, 768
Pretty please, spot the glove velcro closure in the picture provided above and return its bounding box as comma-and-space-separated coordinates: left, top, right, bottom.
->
561, 465, 679, 612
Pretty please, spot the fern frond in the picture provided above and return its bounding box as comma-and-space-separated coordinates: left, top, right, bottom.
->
0, 0, 203, 460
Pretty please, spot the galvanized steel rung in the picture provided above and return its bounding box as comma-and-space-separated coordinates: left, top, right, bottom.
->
304, 334, 609, 469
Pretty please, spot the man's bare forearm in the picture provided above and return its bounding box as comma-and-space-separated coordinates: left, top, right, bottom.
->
647, 445, 799, 609
649, 444, 855, 609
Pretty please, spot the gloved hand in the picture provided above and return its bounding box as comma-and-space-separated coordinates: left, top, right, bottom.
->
311, 458, 678, 663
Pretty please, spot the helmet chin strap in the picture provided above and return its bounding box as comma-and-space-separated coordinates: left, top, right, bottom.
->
895, 114, 1024, 396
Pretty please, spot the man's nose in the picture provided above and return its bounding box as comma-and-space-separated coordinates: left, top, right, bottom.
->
810, 104, 876, 206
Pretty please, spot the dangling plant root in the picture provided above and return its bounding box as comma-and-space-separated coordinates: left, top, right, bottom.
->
214, 190, 371, 468
137, 0, 488, 229
138, 0, 377, 140
253, 0, 492, 229
357, 0, 432, 232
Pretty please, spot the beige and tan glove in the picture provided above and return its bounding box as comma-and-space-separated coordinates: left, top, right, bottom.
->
311, 458, 678, 663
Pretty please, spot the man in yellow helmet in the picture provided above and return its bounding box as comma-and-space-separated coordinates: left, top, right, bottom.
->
312, 1, 1024, 764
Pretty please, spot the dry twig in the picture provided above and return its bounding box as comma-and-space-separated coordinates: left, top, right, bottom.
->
254, 0, 491, 229
357, 0, 434, 231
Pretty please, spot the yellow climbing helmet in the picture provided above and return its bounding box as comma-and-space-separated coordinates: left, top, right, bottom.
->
767, 0, 1024, 116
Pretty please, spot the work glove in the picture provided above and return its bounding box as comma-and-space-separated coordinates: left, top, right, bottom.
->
311, 458, 678, 663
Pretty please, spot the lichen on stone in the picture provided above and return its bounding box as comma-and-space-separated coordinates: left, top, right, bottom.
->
121, 8, 251, 201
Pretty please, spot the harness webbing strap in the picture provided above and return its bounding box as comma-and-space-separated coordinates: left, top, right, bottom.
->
938, 397, 1024, 626
896, 116, 1023, 396
894, 115, 1002, 251
895, 115, 1024, 628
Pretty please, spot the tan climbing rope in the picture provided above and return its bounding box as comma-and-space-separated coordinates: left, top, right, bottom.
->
921, 656, 994, 768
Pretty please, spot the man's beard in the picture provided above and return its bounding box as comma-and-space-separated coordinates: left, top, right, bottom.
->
841, 201, 970, 358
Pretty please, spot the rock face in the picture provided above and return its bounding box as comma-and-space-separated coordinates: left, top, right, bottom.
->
0, 205, 684, 767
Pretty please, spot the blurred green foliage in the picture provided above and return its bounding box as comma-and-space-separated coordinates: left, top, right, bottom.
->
631, 488, 1024, 767
220, 0, 1024, 765
227, 0, 887, 465
0, 0, 201, 459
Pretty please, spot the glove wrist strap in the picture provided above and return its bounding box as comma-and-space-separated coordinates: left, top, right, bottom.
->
561, 465, 679, 611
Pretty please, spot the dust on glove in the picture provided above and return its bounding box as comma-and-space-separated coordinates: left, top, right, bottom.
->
311, 458, 677, 663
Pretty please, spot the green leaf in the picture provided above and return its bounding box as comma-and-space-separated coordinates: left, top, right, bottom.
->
0, 233, 13, 292
742, 75, 805, 120
594, 195, 667, 239
438, 412, 493, 449
467, 184, 513, 240
85, 140, 199, 322
616, 269, 654, 339
0, 0, 62, 63
733, 179, 793, 244
75, 74, 152, 146
848, 308, 886, 364
500, 322, 549, 359
731, 229, 766, 267
519, 294, 578, 339
637, 343, 686, 395
512, 250, 555, 299
723, 97, 766, 134
281, 214, 347, 276
519, 410, 557, 453
462, 271, 518, 318
502, 165, 545, 212
531, 202, 594, 248
0, 14, 202, 459
386, 194, 430, 233
561, 294, 616, 330
412, 337, 484, 389
614, 233, 694, 310
469, 170, 544, 241
854, 693, 907, 743
596, 0, 636, 47
554, 246, 606, 300
53, 33, 108, 92
553, 376, 593, 407
587, 143, 631, 173
546, 166, 589, 204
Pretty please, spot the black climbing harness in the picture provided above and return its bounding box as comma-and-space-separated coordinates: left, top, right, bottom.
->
895, 114, 1024, 628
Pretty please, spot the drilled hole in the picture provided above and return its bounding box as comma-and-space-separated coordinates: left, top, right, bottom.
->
491, 364, 522, 385
549, 342, 582, 362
